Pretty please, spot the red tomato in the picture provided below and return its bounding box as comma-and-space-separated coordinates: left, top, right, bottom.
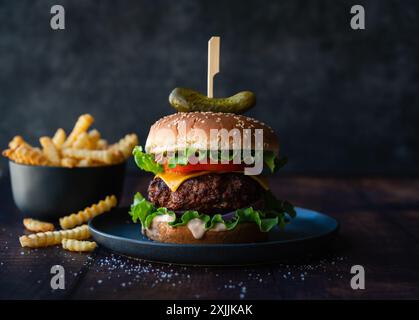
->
164, 162, 245, 174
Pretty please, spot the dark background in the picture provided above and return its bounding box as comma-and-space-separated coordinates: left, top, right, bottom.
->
1, 0, 418, 174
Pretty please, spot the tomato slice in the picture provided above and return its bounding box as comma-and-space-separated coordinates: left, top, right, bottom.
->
164, 162, 245, 174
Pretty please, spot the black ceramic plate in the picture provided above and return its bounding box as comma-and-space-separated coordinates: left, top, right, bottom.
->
89, 207, 339, 265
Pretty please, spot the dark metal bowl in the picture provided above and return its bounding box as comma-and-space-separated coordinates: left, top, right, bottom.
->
9, 160, 126, 220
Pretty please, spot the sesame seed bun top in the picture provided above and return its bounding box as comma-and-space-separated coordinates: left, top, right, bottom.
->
145, 112, 279, 155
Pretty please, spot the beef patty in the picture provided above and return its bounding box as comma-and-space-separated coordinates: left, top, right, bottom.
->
147, 173, 264, 214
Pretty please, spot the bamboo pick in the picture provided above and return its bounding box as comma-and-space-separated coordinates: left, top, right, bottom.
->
207, 36, 220, 98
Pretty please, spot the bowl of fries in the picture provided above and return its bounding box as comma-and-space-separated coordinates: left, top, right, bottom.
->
2, 114, 138, 220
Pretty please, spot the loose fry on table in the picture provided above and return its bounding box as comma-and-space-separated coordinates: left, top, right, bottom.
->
12, 145, 50, 166
52, 128, 66, 148
60, 157, 78, 168
19, 224, 90, 248
63, 114, 94, 148
110, 133, 138, 159
23, 218, 55, 232
59, 195, 117, 229
39, 137, 61, 165
62, 239, 97, 252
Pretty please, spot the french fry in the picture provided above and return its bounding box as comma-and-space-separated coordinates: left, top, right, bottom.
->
19, 224, 90, 248
12, 145, 50, 166
60, 157, 78, 168
63, 114, 94, 148
61, 148, 122, 165
77, 158, 93, 167
96, 139, 108, 150
76, 158, 102, 167
2, 136, 29, 160
59, 195, 117, 229
23, 218, 55, 232
9, 136, 28, 150
87, 129, 101, 148
110, 133, 138, 159
73, 132, 91, 149
62, 239, 97, 252
39, 137, 61, 165
2, 148, 15, 159
3, 114, 135, 168
52, 128, 66, 148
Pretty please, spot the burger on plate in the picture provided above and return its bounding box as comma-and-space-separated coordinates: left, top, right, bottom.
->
129, 111, 295, 244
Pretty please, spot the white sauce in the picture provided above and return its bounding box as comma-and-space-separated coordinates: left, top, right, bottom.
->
145, 214, 175, 237
152, 214, 176, 224
211, 222, 227, 232
186, 218, 207, 239
145, 215, 227, 240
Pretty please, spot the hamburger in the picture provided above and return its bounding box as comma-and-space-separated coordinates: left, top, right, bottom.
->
129, 111, 295, 244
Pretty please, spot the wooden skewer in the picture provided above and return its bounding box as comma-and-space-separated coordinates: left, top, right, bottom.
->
207, 36, 220, 98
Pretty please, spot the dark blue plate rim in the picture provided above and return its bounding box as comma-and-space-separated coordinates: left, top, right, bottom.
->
88, 206, 340, 248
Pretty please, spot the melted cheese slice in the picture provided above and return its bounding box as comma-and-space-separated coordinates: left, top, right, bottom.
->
156, 171, 212, 192
156, 171, 269, 192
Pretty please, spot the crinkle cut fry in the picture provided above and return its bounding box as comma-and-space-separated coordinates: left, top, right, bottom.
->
62, 239, 97, 252
110, 134, 139, 159
61, 148, 120, 164
23, 218, 55, 232
63, 114, 94, 148
13, 145, 50, 166
19, 225, 90, 248
59, 195, 117, 229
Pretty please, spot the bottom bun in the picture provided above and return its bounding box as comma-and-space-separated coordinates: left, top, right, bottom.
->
144, 222, 268, 244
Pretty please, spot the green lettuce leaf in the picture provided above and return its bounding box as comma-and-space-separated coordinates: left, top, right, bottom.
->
166, 147, 200, 168
209, 150, 242, 163
263, 151, 288, 173
144, 207, 176, 228
132, 146, 288, 174
165, 149, 287, 173
132, 145, 287, 175
132, 146, 163, 175
129, 192, 154, 225
169, 210, 210, 227
128, 192, 295, 233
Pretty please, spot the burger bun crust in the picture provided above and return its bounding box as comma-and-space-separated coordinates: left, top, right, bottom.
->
144, 222, 268, 244
145, 112, 279, 155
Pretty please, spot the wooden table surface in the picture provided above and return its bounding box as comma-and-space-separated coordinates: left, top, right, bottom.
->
0, 172, 418, 299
